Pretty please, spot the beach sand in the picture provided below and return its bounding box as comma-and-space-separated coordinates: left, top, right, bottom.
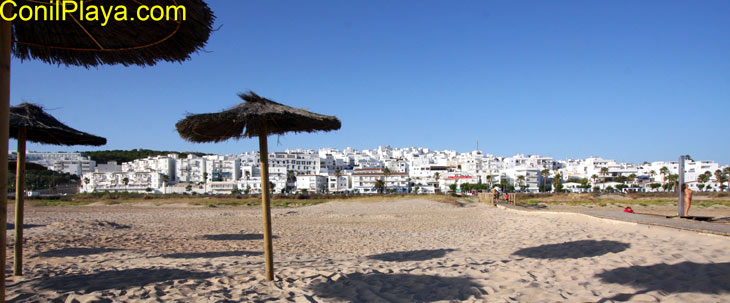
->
6, 198, 730, 302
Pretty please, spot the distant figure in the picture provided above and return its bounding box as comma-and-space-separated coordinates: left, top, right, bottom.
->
491, 188, 499, 206
682, 183, 693, 216
504, 193, 510, 202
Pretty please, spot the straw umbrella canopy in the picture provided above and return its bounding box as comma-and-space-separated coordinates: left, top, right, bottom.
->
9, 161, 45, 171
9, 103, 106, 276
0, 1, 214, 296
176, 91, 341, 281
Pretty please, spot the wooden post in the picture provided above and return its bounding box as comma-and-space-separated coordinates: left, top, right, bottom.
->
1, 5, 13, 301
14, 129, 26, 276
258, 127, 274, 281
678, 155, 685, 217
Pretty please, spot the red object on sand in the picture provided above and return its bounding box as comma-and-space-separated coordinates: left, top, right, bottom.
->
624, 207, 634, 214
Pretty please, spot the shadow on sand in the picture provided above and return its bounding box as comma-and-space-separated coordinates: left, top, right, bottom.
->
161, 251, 263, 259
513, 240, 630, 259
36, 268, 216, 292
367, 249, 456, 262
6, 223, 45, 230
37, 247, 125, 258
201, 233, 279, 241
311, 272, 484, 302
595, 261, 730, 302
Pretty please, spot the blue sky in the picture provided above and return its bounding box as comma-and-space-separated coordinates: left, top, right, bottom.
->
9, 1, 730, 165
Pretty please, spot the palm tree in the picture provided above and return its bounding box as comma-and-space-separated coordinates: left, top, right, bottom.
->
517, 175, 525, 191
122, 177, 129, 186
600, 167, 609, 184
334, 168, 342, 192
590, 174, 599, 186
383, 167, 391, 193
667, 174, 679, 192
628, 173, 637, 185
659, 166, 669, 191
716, 169, 728, 192
245, 170, 250, 180
649, 170, 657, 182
374, 179, 385, 194
540, 169, 550, 192
697, 173, 710, 192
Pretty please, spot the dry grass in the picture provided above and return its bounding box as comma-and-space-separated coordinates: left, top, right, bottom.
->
30, 193, 459, 208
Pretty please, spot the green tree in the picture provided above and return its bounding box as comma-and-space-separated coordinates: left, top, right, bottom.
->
591, 174, 598, 185
243, 185, 251, 195
715, 169, 728, 191
552, 173, 563, 192
667, 174, 679, 192
659, 166, 669, 191
244, 170, 250, 180
697, 172, 710, 192
540, 169, 550, 192
270, 181, 276, 193
449, 183, 458, 193
334, 168, 342, 191
383, 167, 391, 193
517, 175, 526, 191
649, 170, 657, 182
413, 186, 420, 194
600, 167, 609, 184
628, 173, 637, 185
374, 179, 385, 194
122, 177, 129, 186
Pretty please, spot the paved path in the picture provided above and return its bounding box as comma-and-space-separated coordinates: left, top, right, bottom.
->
499, 203, 730, 236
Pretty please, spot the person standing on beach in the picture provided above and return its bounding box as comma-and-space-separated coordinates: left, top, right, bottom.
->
682, 183, 693, 216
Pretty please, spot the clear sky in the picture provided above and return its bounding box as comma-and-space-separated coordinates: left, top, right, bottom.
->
9, 1, 730, 165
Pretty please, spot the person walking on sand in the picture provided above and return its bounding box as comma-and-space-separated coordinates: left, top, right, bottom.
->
682, 183, 693, 216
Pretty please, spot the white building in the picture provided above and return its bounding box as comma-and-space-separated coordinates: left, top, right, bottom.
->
296, 175, 327, 194
81, 171, 165, 193
351, 168, 409, 194
176, 155, 206, 183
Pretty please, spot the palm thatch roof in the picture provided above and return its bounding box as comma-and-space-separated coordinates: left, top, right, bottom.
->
8, 161, 45, 171
176, 91, 341, 143
10, 103, 107, 146
11, 0, 215, 67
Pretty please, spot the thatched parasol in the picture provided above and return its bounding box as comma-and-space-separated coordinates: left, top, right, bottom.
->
176, 91, 341, 281
9, 160, 46, 171
9, 103, 106, 276
0, 1, 214, 295
11, 0, 214, 67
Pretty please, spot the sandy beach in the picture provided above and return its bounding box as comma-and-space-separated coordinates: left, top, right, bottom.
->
5, 198, 730, 302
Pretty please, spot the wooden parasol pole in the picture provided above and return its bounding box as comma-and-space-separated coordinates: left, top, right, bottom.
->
14, 128, 26, 276
1, 4, 12, 301
258, 124, 274, 281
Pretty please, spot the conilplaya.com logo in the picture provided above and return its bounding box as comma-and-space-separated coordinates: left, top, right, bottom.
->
1, 0, 187, 26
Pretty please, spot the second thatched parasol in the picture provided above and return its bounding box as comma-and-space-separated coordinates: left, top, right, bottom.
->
9, 103, 106, 276
176, 91, 341, 280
